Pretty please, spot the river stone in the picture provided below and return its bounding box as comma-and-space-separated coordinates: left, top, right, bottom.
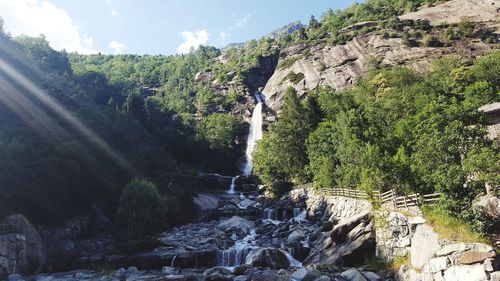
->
410, 224, 439, 269
360, 271, 383, 281
217, 216, 255, 236
458, 250, 495, 265
162, 266, 181, 275
246, 248, 290, 269
340, 268, 368, 281
8, 274, 23, 281
290, 268, 321, 281
233, 265, 253, 276
115, 268, 126, 278
443, 264, 488, 281
203, 266, 233, 280
251, 269, 279, 281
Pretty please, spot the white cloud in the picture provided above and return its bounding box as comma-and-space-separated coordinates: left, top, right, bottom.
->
0, 0, 100, 54
229, 14, 251, 30
109, 40, 126, 54
219, 32, 228, 45
176, 29, 209, 54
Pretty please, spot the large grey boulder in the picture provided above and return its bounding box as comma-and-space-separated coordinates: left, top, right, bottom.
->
410, 224, 439, 269
473, 195, 500, 219
246, 248, 290, 269
0, 214, 47, 279
217, 216, 255, 236
303, 211, 375, 267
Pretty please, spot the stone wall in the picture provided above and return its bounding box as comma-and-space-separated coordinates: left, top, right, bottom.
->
374, 210, 499, 281
288, 187, 372, 223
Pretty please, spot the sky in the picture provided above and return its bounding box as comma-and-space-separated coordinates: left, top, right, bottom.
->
0, 0, 359, 55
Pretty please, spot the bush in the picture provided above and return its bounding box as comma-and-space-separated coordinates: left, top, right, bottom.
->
422, 35, 442, 47
115, 179, 167, 238
282, 71, 305, 84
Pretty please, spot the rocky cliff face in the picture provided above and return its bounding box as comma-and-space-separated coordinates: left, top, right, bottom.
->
261, 0, 499, 112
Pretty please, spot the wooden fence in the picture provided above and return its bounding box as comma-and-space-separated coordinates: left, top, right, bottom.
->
314, 186, 441, 210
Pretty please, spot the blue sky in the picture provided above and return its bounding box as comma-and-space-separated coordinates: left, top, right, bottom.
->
0, 0, 359, 55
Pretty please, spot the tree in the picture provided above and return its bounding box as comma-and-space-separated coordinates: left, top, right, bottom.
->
115, 179, 167, 238
309, 15, 320, 29
254, 87, 312, 184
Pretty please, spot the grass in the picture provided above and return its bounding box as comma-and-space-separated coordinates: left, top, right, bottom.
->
278, 55, 302, 69
422, 206, 489, 244
364, 255, 409, 272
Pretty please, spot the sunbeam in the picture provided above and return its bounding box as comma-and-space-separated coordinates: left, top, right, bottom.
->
0, 57, 139, 176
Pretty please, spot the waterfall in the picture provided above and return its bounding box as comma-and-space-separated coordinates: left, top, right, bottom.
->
170, 255, 177, 267
227, 177, 236, 194
240, 93, 264, 175
218, 229, 257, 267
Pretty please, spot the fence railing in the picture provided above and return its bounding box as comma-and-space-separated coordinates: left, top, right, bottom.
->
312, 185, 441, 210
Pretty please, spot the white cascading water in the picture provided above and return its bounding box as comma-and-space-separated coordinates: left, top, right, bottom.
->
240, 93, 264, 175
227, 177, 237, 194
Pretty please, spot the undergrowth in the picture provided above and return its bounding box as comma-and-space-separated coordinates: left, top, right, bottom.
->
422, 205, 489, 244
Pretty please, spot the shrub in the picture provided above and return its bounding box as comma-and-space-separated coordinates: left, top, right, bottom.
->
115, 179, 167, 238
422, 35, 442, 47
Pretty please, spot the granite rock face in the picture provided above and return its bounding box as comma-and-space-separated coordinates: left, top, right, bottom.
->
261, 0, 498, 113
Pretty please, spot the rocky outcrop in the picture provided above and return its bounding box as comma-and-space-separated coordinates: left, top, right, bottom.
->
399, 0, 500, 32
217, 216, 255, 236
0, 214, 46, 279
261, 0, 498, 112
303, 210, 375, 267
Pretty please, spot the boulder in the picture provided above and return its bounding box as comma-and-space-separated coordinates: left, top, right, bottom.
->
203, 266, 233, 280
340, 268, 368, 281
238, 199, 255, 209
458, 250, 496, 265
8, 274, 23, 281
251, 269, 279, 281
0, 214, 47, 279
246, 248, 290, 269
126, 267, 139, 275
443, 264, 488, 281
115, 268, 126, 279
290, 267, 321, 281
162, 266, 182, 275
360, 271, 383, 281
303, 211, 375, 267
483, 257, 499, 272
217, 216, 255, 236
410, 224, 439, 269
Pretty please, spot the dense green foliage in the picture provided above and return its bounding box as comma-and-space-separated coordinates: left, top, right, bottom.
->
69, 49, 246, 172
0, 31, 203, 227
254, 52, 500, 233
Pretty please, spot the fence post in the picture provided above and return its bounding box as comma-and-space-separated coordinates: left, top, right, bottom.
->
392, 189, 397, 209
